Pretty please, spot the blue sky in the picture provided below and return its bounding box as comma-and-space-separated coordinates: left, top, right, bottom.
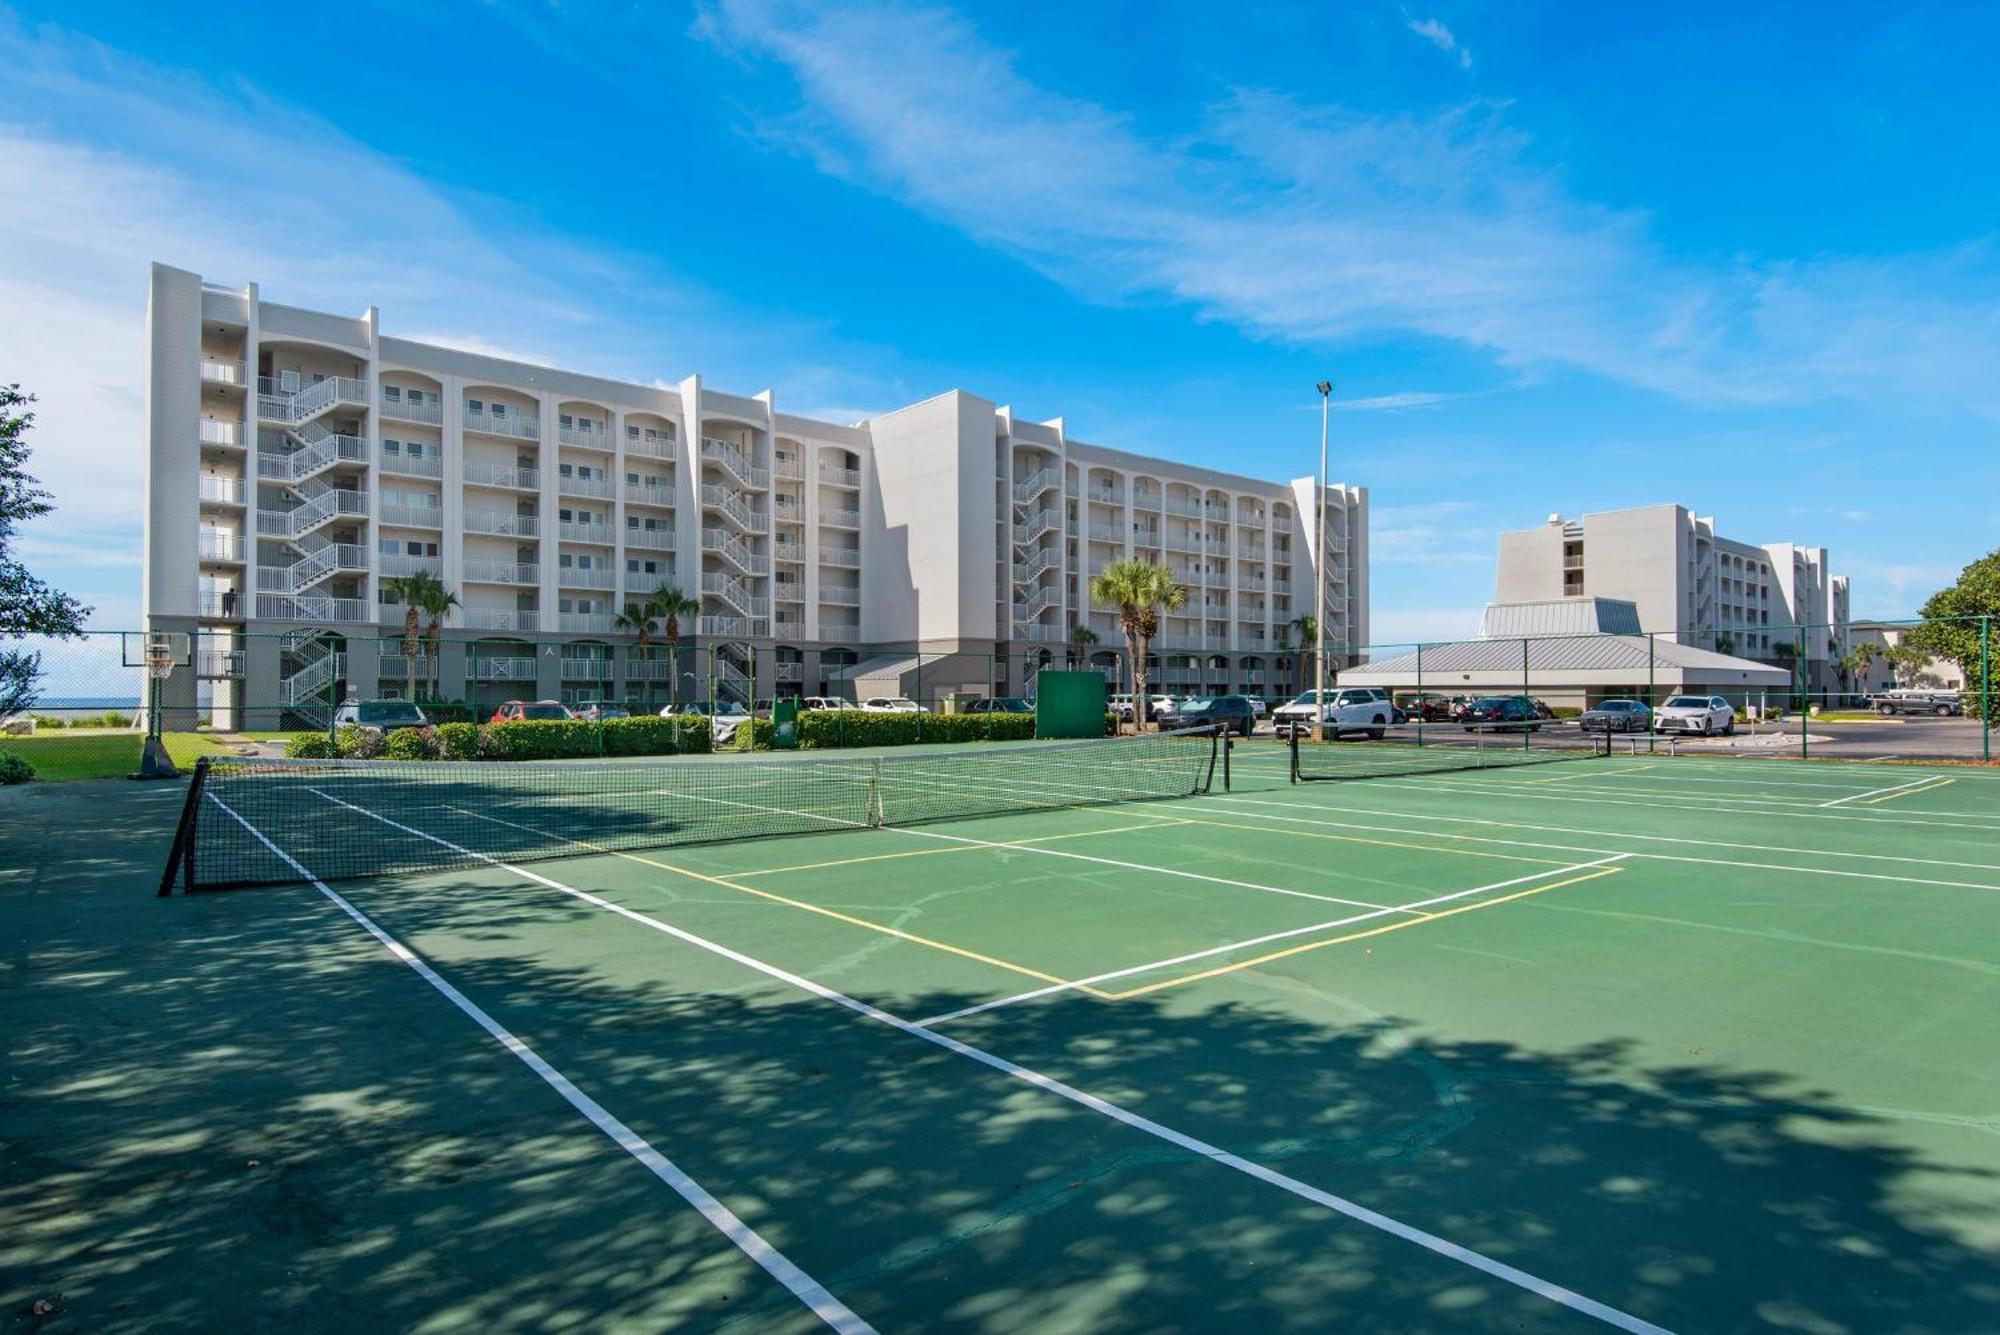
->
4, 0, 1997, 645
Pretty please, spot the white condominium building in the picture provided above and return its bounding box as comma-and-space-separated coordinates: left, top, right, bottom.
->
144, 264, 1367, 723
1494, 504, 1849, 688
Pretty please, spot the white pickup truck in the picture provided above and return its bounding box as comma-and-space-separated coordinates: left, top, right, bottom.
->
1272, 687, 1395, 739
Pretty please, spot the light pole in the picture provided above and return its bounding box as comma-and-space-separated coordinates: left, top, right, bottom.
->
1312, 380, 1332, 744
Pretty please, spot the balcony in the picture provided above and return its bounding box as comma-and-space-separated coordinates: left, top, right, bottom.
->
198, 477, 247, 506
700, 484, 763, 531
201, 360, 244, 388
625, 430, 677, 458
562, 656, 612, 681
197, 590, 243, 618
820, 507, 861, 530
557, 473, 615, 499
624, 483, 675, 508
818, 625, 862, 643
379, 447, 443, 478
819, 545, 860, 568
819, 461, 861, 489
471, 655, 538, 680
1085, 487, 1121, 505
558, 423, 612, 449
199, 533, 246, 563
464, 609, 540, 633
699, 614, 767, 638
463, 510, 538, 538
463, 406, 541, 440
557, 566, 616, 590
773, 536, 804, 563
1011, 622, 1064, 643
464, 461, 539, 491
558, 520, 613, 544
774, 454, 804, 480
625, 526, 675, 550
820, 584, 861, 606
380, 391, 443, 425
558, 613, 615, 634
199, 419, 244, 447
256, 376, 368, 425
382, 504, 445, 530
700, 437, 769, 489
254, 592, 370, 623
195, 650, 244, 677
380, 554, 443, 579
1164, 496, 1203, 519
1086, 523, 1124, 544
463, 560, 540, 586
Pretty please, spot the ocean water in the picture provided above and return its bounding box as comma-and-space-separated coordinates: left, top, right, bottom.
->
26, 697, 143, 722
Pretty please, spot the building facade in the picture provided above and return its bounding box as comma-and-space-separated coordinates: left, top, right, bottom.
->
145, 265, 1367, 724
1494, 504, 1849, 690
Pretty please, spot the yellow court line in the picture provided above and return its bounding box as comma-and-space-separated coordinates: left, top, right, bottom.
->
1856, 777, 1956, 805
445, 807, 1111, 997
735, 818, 1193, 877
1112, 806, 1574, 867
1103, 865, 1625, 1000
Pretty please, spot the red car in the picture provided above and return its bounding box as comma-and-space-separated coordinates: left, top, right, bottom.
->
489, 699, 575, 723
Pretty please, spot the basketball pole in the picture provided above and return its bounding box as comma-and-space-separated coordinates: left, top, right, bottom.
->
132, 635, 181, 780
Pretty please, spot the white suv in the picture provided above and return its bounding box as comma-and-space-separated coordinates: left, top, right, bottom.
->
1654, 695, 1736, 736
1273, 688, 1395, 739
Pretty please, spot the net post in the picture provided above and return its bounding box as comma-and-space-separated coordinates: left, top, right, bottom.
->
1220, 726, 1231, 792
1414, 642, 1424, 748
156, 757, 210, 896
1287, 718, 1301, 783
867, 756, 885, 826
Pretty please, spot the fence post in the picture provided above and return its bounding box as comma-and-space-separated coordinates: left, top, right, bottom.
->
1646, 632, 1656, 755
1983, 614, 1991, 764
1522, 637, 1531, 751
325, 651, 338, 748
1415, 642, 1424, 748
1798, 624, 1809, 762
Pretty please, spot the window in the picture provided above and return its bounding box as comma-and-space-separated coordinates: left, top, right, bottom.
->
383, 438, 402, 455
559, 462, 574, 478
627, 559, 659, 575
383, 385, 402, 401
407, 441, 426, 459
560, 414, 574, 429
466, 398, 483, 414
407, 389, 427, 405
490, 403, 508, 419
626, 424, 640, 440
559, 508, 574, 523
379, 538, 398, 555
408, 541, 436, 557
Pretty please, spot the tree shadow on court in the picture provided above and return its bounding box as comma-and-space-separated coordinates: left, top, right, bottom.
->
6, 781, 2000, 1332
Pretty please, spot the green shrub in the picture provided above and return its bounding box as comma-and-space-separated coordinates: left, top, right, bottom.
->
335, 725, 387, 760
383, 726, 439, 760
1105, 711, 1120, 736
29, 714, 67, 729
436, 722, 480, 760
100, 711, 132, 729
286, 735, 335, 759
598, 715, 711, 756
791, 709, 1039, 750
0, 753, 35, 784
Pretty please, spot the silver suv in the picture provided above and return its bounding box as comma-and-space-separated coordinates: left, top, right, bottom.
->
1273, 687, 1395, 739
1870, 689, 1963, 717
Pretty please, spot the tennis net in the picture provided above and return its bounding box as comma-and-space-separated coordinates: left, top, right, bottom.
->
160, 728, 1220, 893
1290, 722, 1606, 783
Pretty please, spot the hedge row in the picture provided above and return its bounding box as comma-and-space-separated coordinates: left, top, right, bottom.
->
287, 715, 714, 761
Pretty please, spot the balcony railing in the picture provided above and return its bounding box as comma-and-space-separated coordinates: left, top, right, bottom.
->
699, 614, 767, 638
464, 461, 539, 491
821, 508, 861, 529
379, 448, 443, 478
819, 462, 861, 489
558, 613, 615, 634
624, 483, 675, 508
625, 527, 675, 550
379, 391, 443, 424
471, 654, 538, 679
380, 554, 443, 579
700, 437, 769, 489
197, 591, 243, 618
561, 656, 611, 680
820, 584, 860, 606
463, 510, 539, 538
195, 650, 244, 677
1164, 496, 1202, 519
817, 625, 861, 643
774, 454, 804, 480
201, 360, 244, 387
557, 473, 615, 499
463, 407, 541, 440
773, 537, 804, 562
819, 545, 860, 568
463, 609, 540, 632
198, 477, 246, 505
558, 423, 612, 449
198, 533, 246, 562
255, 592, 370, 623
556, 566, 616, 589
625, 432, 676, 458
464, 560, 540, 586
558, 520, 613, 544
256, 376, 369, 425
199, 419, 244, 447
1011, 622, 1064, 643
382, 504, 445, 529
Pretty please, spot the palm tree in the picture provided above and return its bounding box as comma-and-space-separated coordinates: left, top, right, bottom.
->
412, 577, 459, 700
1088, 560, 1186, 731
383, 575, 426, 701
614, 602, 656, 706
1840, 640, 1882, 697
1289, 614, 1317, 699
648, 584, 702, 707
1066, 623, 1099, 670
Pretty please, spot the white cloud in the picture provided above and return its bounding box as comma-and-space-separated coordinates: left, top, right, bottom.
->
1333, 390, 1464, 413
1369, 499, 1492, 566
704, 0, 2000, 420
1367, 606, 1488, 645
1406, 17, 1472, 70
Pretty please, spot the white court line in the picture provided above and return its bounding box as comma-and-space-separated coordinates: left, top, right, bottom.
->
1819, 774, 1948, 808
912, 855, 1630, 1028
1206, 796, 2000, 895
1321, 771, 2000, 833
299, 786, 1667, 1335
207, 792, 874, 1335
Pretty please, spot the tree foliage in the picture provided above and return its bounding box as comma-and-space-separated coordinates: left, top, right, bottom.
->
2, 386, 90, 716
1905, 549, 2000, 718
1087, 560, 1186, 730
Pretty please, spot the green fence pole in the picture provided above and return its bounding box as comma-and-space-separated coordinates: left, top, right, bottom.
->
1415, 643, 1424, 748
1798, 624, 1809, 762
1522, 636, 1531, 751
1983, 614, 1991, 763
1647, 632, 1656, 756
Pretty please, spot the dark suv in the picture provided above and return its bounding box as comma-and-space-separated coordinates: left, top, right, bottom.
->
1462, 696, 1541, 732
1173, 695, 1258, 737
1396, 692, 1455, 722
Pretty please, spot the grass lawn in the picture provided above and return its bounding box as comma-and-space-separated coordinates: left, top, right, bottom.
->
0, 731, 238, 782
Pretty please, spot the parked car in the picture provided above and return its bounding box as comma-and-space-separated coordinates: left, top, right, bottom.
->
1173, 695, 1258, 737
1396, 692, 1455, 723
1531, 698, 1558, 720
1461, 696, 1541, 732
962, 696, 1033, 714
658, 699, 752, 743
1654, 694, 1736, 736
571, 701, 629, 721
1241, 695, 1272, 718
1272, 687, 1396, 739
800, 696, 855, 711
333, 699, 429, 732
1580, 699, 1652, 732
1869, 689, 1963, 717
862, 697, 926, 713
489, 700, 574, 724
1447, 694, 1474, 720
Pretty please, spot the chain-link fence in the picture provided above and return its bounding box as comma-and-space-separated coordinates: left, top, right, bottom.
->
1, 617, 1989, 777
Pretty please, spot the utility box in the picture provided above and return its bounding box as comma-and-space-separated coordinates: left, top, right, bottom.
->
1035, 671, 1107, 739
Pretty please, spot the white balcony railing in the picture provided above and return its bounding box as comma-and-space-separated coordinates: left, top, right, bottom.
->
819, 545, 860, 568
557, 473, 615, 499
821, 508, 861, 529
379, 448, 443, 478
556, 566, 616, 589
462, 406, 541, 440
624, 483, 675, 508
817, 625, 862, 643
472, 654, 538, 679
819, 462, 861, 489
625, 527, 675, 550
255, 592, 370, 623
195, 650, 244, 677
773, 537, 804, 562
198, 476, 246, 505
625, 431, 676, 458
463, 609, 540, 632
699, 614, 767, 639
463, 510, 539, 538
379, 391, 443, 424
464, 461, 539, 491
380, 554, 443, 579
199, 419, 244, 447
382, 504, 445, 529
463, 559, 540, 586
199, 533, 246, 562
558, 423, 612, 449
562, 656, 611, 680
201, 360, 244, 387
558, 520, 613, 544
820, 584, 860, 606
774, 454, 804, 480
559, 613, 615, 634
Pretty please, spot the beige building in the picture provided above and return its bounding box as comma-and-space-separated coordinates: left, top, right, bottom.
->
145, 264, 1366, 723
1843, 621, 1966, 695
1494, 504, 1849, 690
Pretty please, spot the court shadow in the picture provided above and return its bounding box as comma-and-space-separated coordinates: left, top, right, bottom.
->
6, 779, 1999, 1332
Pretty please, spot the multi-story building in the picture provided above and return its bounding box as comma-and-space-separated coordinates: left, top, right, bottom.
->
144, 264, 1367, 724
1493, 503, 1848, 689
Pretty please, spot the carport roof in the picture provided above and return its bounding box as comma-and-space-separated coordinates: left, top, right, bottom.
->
1340, 635, 1791, 686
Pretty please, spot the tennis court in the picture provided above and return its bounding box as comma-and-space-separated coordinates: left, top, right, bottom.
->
8, 735, 2000, 1331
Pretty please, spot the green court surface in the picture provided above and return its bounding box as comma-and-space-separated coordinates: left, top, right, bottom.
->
6, 742, 2000, 1331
